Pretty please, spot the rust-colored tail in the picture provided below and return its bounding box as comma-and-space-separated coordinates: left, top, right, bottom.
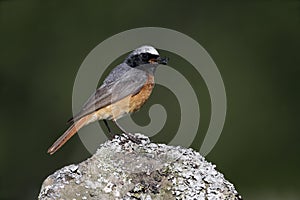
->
47, 117, 88, 155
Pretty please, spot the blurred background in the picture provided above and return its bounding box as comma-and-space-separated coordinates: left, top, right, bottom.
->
1, 1, 300, 199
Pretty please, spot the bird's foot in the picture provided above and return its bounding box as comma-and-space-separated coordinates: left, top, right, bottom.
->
125, 132, 142, 144
120, 132, 142, 144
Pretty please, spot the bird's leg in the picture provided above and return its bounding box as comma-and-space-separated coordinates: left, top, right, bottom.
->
112, 119, 141, 144
113, 119, 127, 133
103, 120, 114, 139
103, 120, 111, 133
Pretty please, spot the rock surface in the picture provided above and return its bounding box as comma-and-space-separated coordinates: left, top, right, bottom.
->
39, 133, 242, 200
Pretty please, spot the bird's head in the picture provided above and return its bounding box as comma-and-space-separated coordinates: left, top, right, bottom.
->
125, 45, 168, 68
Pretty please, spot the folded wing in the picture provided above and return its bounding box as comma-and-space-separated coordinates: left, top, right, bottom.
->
68, 68, 148, 124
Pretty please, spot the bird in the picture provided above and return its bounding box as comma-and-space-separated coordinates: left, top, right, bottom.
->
47, 45, 168, 154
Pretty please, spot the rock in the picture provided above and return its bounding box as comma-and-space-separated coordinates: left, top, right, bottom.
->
39, 133, 242, 200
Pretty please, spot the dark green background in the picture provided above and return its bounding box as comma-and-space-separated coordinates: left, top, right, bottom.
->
1, 1, 299, 199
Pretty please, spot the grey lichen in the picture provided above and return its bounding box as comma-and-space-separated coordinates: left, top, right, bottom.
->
39, 133, 242, 200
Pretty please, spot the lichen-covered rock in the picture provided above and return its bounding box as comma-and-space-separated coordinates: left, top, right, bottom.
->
39, 133, 242, 200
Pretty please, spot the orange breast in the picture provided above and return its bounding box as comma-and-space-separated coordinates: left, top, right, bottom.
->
128, 74, 154, 113
88, 74, 155, 122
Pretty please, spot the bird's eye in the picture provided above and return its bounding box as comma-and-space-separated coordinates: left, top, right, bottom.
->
141, 53, 148, 59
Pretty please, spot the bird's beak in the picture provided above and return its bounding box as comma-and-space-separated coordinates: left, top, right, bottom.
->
157, 56, 169, 65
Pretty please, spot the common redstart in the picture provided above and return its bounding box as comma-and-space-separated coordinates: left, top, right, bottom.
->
47, 46, 168, 154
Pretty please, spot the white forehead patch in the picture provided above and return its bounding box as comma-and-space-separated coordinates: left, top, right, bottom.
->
132, 45, 159, 56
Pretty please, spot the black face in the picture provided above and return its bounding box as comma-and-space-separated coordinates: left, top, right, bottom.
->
125, 53, 160, 68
